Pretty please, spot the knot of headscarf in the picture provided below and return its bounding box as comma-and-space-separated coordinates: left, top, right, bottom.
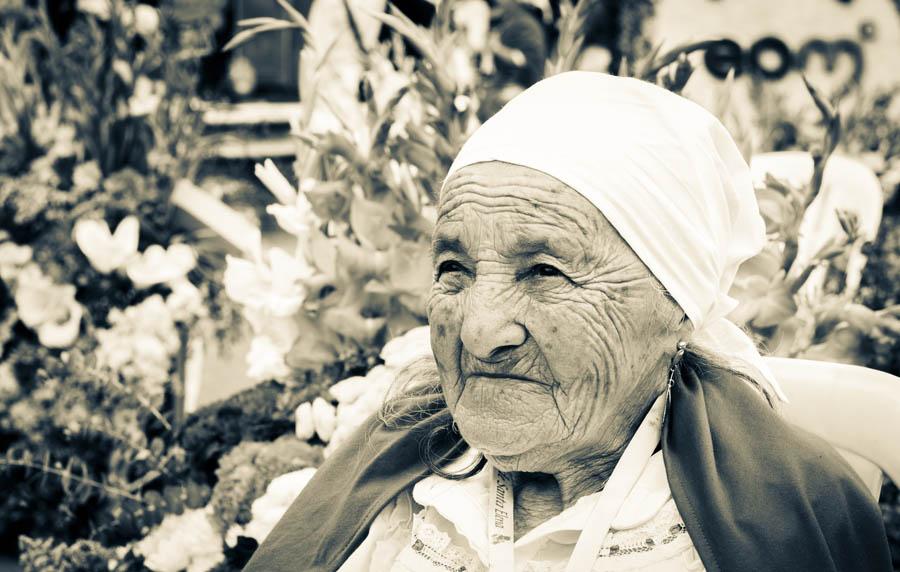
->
445, 71, 786, 401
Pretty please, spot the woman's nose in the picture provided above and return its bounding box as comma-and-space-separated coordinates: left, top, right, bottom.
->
460, 283, 526, 360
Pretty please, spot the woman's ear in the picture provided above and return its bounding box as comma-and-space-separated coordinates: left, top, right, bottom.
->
657, 289, 692, 345
675, 311, 693, 342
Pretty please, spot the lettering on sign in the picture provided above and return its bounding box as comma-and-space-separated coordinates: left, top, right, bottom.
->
703, 36, 864, 88
649, 0, 900, 114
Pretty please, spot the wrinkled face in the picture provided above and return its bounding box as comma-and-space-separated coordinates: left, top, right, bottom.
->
427, 162, 687, 473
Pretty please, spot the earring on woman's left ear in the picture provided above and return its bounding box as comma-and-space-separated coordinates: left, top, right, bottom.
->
665, 341, 688, 416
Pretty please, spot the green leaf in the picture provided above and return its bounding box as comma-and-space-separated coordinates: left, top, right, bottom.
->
388, 241, 432, 296
749, 281, 797, 329
349, 196, 402, 250
839, 304, 879, 332
363, 7, 438, 64
276, 0, 312, 29
321, 305, 386, 344
334, 236, 390, 278
735, 247, 782, 282
798, 326, 862, 364
237, 17, 293, 27
286, 324, 340, 370
223, 21, 305, 52
305, 180, 350, 220
341, 0, 368, 56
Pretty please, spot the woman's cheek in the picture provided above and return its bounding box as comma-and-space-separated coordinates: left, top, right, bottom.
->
427, 294, 462, 357
527, 301, 598, 382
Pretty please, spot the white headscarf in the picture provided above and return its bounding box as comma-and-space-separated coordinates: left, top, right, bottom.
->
445, 71, 786, 401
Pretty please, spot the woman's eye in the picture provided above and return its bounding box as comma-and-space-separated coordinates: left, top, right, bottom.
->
529, 263, 564, 278
437, 260, 465, 276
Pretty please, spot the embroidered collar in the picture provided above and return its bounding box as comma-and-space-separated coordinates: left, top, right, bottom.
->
411, 449, 672, 559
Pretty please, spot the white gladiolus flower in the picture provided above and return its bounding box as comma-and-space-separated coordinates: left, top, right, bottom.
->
325, 365, 398, 457
327, 375, 368, 404
256, 159, 320, 237
228, 468, 318, 546
380, 325, 432, 369
95, 295, 179, 403
448, 46, 476, 90
243, 309, 299, 353
294, 402, 315, 440
255, 159, 297, 206
224, 248, 312, 317
311, 397, 336, 442
166, 279, 206, 322
453, 0, 490, 51
73, 216, 139, 274
136, 508, 224, 572
126, 244, 196, 288
246, 336, 291, 381
266, 197, 318, 237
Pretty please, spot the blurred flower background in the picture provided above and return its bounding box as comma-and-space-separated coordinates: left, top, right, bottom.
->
1, 0, 899, 570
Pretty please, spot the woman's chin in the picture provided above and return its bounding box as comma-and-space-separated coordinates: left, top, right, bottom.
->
457, 422, 536, 458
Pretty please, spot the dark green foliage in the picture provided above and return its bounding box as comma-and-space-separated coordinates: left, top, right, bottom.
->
859, 208, 900, 376
207, 436, 322, 532
176, 369, 343, 482
18, 536, 149, 572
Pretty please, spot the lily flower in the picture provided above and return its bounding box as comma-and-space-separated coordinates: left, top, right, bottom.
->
256, 159, 321, 237
126, 244, 196, 288
242, 308, 300, 381
73, 216, 140, 274
246, 335, 292, 381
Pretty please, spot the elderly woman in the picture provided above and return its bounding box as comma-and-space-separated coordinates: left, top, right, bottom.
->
245, 73, 890, 571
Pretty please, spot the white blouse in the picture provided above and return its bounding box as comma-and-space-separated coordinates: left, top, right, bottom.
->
337, 451, 705, 572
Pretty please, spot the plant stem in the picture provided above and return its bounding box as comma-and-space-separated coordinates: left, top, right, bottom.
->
0, 458, 146, 503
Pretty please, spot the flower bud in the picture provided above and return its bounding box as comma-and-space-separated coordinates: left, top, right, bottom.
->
295, 402, 315, 440
311, 397, 336, 442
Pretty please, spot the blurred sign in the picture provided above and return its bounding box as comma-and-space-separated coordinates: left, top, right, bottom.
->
649, 0, 900, 118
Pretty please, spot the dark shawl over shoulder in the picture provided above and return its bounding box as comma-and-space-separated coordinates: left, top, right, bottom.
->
244, 364, 891, 572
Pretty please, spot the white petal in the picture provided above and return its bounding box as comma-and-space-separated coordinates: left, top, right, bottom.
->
38, 303, 83, 349
223, 255, 264, 305
266, 204, 309, 236
246, 336, 290, 381
255, 159, 297, 206
166, 244, 197, 275
311, 397, 336, 442
111, 216, 140, 259
294, 402, 315, 440
73, 218, 117, 274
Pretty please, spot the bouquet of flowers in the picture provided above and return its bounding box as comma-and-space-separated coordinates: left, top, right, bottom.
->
0, 1, 240, 566
218, 0, 708, 385
4, 0, 898, 568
